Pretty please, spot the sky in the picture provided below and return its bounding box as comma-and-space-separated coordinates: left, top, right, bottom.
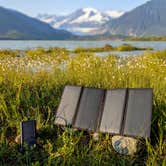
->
0, 0, 149, 17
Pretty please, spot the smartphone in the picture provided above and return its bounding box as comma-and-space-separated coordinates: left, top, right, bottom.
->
21, 120, 36, 150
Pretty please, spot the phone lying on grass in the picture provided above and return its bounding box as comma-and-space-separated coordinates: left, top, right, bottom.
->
21, 120, 36, 151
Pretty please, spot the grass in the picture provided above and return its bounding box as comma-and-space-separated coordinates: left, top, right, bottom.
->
73, 44, 153, 53
0, 48, 165, 165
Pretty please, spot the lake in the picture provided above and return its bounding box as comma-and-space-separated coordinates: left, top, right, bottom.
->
0, 40, 166, 56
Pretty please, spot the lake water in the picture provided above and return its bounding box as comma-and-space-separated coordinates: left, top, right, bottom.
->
0, 40, 165, 56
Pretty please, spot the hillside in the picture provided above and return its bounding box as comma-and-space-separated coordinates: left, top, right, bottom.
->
102, 0, 166, 36
0, 6, 74, 40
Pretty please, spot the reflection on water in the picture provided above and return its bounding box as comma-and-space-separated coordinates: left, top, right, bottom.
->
95, 50, 153, 56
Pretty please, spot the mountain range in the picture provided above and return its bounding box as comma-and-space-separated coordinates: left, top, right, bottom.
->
38, 0, 166, 37
37, 8, 124, 35
101, 0, 166, 36
0, 0, 166, 40
0, 6, 74, 40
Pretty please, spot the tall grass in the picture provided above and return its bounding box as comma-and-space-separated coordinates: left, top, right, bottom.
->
0, 48, 165, 165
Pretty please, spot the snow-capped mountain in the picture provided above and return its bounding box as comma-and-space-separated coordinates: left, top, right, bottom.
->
105, 10, 124, 18
37, 8, 124, 35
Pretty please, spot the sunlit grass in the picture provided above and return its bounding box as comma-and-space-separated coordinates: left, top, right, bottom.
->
0, 48, 165, 165
73, 44, 153, 53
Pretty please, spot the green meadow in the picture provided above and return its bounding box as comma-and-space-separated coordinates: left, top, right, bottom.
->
73, 44, 153, 53
0, 47, 165, 165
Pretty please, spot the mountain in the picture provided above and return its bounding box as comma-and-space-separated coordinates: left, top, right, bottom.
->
102, 0, 166, 36
0, 6, 74, 40
37, 8, 124, 35
105, 10, 125, 19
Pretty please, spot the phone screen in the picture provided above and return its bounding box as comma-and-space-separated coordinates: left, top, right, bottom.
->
21, 120, 36, 147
